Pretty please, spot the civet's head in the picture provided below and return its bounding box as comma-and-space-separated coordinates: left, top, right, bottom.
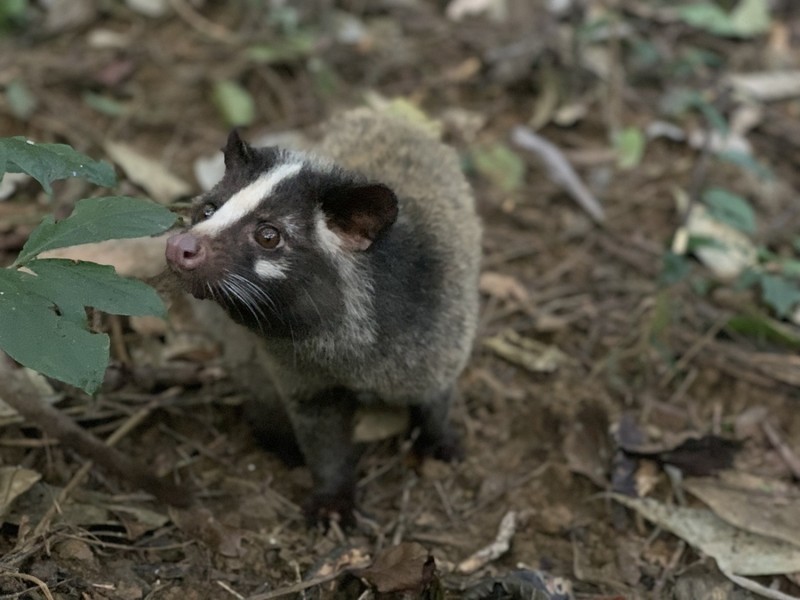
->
165, 131, 398, 336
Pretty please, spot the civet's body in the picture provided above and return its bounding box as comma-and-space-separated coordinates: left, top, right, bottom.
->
166, 109, 481, 520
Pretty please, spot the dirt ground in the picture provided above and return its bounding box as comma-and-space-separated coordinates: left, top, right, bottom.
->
2, 1, 800, 599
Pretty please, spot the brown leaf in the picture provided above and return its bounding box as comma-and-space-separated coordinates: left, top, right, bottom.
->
684, 472, 800, 547
479, 271, 529, 302
564, 405, 611, 487
357, 542, 430, 593
615, 413, 740, 477
0, 466, 41, 517
104, 141, 192, 204
40, 235, 169, 279
169, 506, 243, 557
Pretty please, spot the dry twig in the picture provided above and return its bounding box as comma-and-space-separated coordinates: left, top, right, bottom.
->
762, 422, 800, 480
456, 510, 517, 574
511, 126, 605, 224
169, 0, 239, 44
0, 571, 55, 600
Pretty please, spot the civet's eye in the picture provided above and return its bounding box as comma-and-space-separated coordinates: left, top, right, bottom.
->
200, 203, 216, 219
255, 224, 282, 249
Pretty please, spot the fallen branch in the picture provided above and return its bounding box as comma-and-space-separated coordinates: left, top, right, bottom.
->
0, 360, 191, 509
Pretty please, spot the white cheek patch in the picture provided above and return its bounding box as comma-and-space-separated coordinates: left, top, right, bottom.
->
254, 259, 288, 280
314, 210, 343, 256
194, 162, 304, 236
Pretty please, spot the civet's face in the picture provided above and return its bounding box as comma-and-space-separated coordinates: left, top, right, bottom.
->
165, 131, 398, 336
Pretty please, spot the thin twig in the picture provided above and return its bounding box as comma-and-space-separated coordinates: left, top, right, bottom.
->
29, 397, 177, 539
217, 580, 246, 599
720, 568, 800, 600
762, 422, 800, 480
169, 0, 239, 44
0, 571, 55, 600
456, 510, 517, 574
246, 571, 342, 600
391, 474, 417, 546
660, 316, 728, 387
511, 125, 606, 224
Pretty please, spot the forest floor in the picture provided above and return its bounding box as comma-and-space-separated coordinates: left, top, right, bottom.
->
2, 1, 800, 599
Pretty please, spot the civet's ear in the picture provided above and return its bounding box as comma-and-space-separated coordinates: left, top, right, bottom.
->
321, 183, 399, 251
222, 129, 253, 172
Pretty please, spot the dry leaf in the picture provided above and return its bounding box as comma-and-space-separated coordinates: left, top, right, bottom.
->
728, 71, 800, 102
358, 542, 430, 593
457, 511, 517, 574
684, 473, 800, 548
170, 506, 243, 558
564, 405, 611, 487
0, 172, 31, 200
40, 235, 169, 279
446, 0, 508, 22
615, 495, 800, 576
353, 405, 409, 442
364, 93, 443, 138
53, 539, 95, 562
673, 202, 757, 279
0, 369, 58, 427
483, 329, 571, 373
0, 467, 41, 517
479, 272, 529, 302
105, 141, 191, 203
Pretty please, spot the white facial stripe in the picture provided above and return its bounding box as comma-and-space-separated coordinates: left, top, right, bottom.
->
254, 259, 288, 280
194, 162, 304, 236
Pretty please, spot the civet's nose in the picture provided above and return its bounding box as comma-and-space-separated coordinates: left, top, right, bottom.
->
165, 232, 206, 271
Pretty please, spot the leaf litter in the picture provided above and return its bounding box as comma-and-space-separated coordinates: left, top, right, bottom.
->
3, 1, 800, 598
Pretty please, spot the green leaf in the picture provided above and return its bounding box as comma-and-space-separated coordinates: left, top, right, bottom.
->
83, 91, 128, 117
702, 188, 756, 233
729, 0, 771, 37
727, 313, 800, 350
247, 32, 315, 64
659, 89, 728, 133
0, 136, 116, 193
780, 259, 800, 278
25, 259, 166, 319
687, 234, 725, 251
718, 150, 772, 179
0, 268, 109, 394
212, 80, 255, 127
5, 80, 37, 120
0, 0, 27, 29
470, 143, 525, 193
759, 274, 800, 318
678, 0, 770, 38
660, 251, 692, 285
16, 196, 176, 265
670, 47, 723, 78
308, 57, 340, 98
690, 275, 712, 297
678, 3, 730, 33
696, 99, 729, 134
613, 127, 646, 170
734, 267, 761, 291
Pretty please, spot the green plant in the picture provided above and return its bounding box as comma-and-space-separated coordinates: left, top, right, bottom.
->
0, 137, 176, 394
656, 84, 800, 332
